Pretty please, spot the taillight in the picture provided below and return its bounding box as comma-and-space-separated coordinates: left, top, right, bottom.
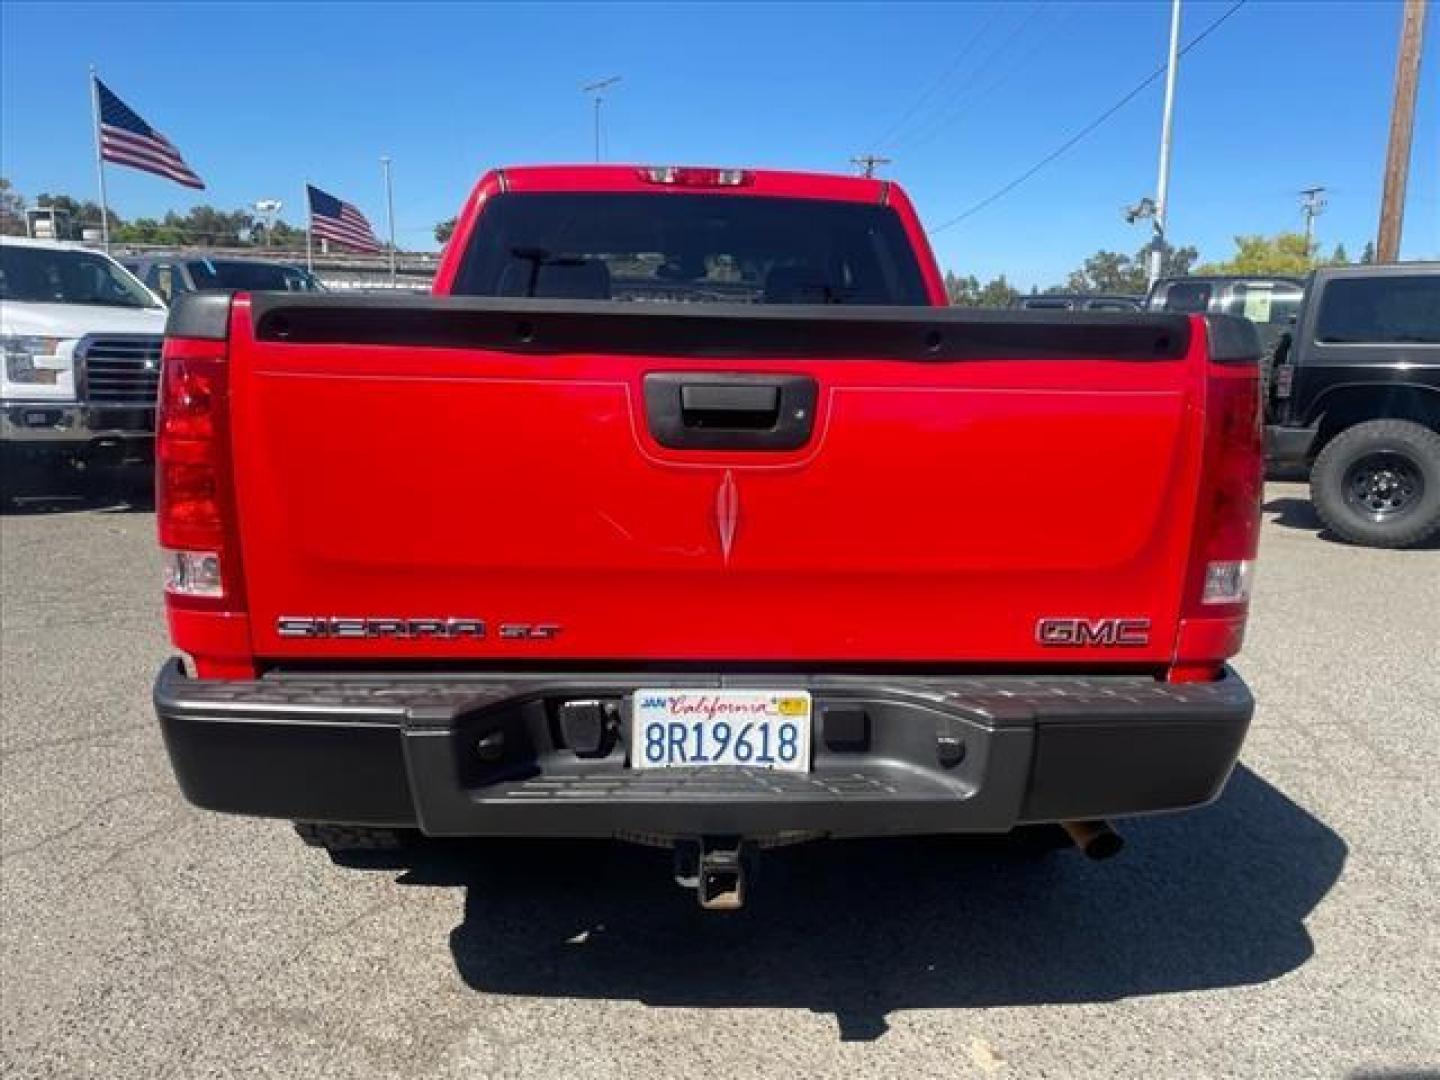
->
1174, 328, 1264, 672
157, 337, 244, 609
639, 166, 752, 187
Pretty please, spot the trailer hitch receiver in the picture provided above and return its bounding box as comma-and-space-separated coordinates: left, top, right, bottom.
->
674, 837, 752, 910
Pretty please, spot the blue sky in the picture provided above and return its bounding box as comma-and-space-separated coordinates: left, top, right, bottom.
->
2, 1, 1435, 288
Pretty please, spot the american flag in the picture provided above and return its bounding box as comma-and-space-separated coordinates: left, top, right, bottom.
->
95, 78, 205, 190
306, 184, 381, 254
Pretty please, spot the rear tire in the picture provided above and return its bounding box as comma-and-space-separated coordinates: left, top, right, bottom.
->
1310, 420, 1440, 549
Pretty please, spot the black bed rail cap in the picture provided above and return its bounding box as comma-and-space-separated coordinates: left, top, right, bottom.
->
164, 291, 235, 341
246, 293, 1194, 363
1203, 314, 1263, 365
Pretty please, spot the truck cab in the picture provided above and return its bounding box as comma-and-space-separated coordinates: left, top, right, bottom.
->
1, 237, 167, 503
1266, 263, 1440, 548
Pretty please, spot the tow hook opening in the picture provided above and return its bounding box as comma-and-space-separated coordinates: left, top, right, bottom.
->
1061, 819, 1124, 860
675, 837, 753, 910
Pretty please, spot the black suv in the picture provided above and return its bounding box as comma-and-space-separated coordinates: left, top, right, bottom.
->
1267, 264, 1440, 548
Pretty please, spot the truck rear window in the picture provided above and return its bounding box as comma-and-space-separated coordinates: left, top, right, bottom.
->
1316, 275, 1440, 344
450, 192, 929, 305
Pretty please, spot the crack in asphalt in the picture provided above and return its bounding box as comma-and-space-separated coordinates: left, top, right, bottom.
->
0, 722, 154, 759
0, 785, 171, 861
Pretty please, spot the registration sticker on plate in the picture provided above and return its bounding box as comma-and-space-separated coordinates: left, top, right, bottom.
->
631, 690, 812, 772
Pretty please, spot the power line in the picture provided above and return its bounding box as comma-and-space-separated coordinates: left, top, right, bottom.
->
928, 0, 1247, 236
867, 6, 1007, 151
894, 1, 1054, 154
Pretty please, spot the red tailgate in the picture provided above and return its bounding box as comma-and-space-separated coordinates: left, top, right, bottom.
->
226, 300, 1206, 665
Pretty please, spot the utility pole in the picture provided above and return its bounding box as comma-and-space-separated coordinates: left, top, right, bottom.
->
1147, 0, 1183, 286
851, 154, 892, 178
581, 76, 621, 163
1299, 186, 1327, 262
1377, 0, 1428, 263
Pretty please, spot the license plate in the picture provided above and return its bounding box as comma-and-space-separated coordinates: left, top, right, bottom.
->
631, 689, 812, 772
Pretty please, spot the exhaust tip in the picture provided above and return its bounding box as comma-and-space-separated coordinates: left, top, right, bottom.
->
1061, 820, 1124, 861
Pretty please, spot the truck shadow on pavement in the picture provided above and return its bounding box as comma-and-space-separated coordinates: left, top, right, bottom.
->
382, 765, 1345, 1041
1262, 496, 1440, 550
1263, 495, 1328, 533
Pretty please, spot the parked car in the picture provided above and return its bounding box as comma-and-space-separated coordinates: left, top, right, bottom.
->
122, 255, 323, 302
1146, 275, 1305, 359
1014, 293, 1143, 312
1266, 263, 1440, 548
1, 237, 166, 503
151, 164, 1261, 908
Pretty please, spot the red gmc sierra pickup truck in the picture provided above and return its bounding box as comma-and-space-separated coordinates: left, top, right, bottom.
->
153, 165, 1262, 908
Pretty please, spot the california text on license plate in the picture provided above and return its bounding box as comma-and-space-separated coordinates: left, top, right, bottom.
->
631, 689, 813, 772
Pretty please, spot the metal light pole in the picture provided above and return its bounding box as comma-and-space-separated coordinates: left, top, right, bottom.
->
582, 76, 621, 162
1147, 0, 1183, 286
253, 199, 282, 248
381, 156, 397, 287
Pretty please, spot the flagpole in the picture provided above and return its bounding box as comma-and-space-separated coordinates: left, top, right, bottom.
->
304, 181, 314, 273
381, 156, 397, 289
88, 66, 110, 251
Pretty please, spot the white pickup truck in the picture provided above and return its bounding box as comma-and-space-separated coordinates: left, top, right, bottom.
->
1, 237, 167, 503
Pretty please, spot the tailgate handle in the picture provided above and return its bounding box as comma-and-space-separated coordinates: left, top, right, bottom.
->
680, 384, 780, 428
644, 373, 817, 451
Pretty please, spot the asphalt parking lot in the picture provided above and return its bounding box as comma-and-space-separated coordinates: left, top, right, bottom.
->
1, 481, 1436, 1080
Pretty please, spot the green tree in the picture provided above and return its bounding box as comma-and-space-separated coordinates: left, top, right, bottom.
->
0, 177, 25, 236
435, 217, 457, 244
168, 205, 252, 246
1197, 232, 1316, 275
35, 192, 121, 238
1359, 241, 1376, 265
976, 274, 1019, 308
1066, 250, 1142, 293
112, 217, 184, 246
1158, 242, 1199, 278
264, 219, 308, 250
943, 270, 980, 306
1064, 242, 1197, 294
1328, 243, 1350, 266
942, 271, 1016, 307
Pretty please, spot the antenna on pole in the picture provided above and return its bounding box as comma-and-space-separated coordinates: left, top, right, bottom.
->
581, 76, 622, 163
851, 154, 892, 178
1299, 186, 1327, 262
